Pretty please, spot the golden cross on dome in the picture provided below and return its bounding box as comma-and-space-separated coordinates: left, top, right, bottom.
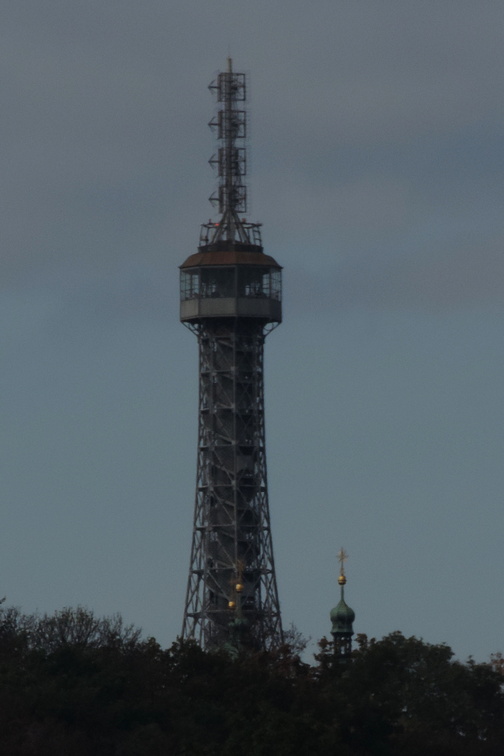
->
337, 548, 349, 576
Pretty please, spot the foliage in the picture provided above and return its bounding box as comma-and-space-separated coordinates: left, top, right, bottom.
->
0, 605, 503, 754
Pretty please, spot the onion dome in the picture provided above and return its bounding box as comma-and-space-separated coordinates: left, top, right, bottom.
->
330, 588, 355, 636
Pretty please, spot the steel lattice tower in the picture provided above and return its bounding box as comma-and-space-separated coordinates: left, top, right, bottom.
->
180, 59, 283, 650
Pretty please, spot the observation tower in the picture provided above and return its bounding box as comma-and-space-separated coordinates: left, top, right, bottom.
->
180, 60, 283, 650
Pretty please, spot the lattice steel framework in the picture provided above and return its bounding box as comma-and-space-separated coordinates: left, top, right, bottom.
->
180, 60, 283, 650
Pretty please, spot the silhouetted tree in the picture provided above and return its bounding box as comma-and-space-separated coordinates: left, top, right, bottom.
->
0, 606, 503, 755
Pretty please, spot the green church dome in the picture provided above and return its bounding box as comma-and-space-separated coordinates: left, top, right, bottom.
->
330, 589, 355, 635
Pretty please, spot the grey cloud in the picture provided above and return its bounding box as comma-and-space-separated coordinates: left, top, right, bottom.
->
286, 234, 504, 313
2, 1, 504, 286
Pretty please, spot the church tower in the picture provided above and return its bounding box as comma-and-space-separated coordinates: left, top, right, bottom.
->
330, 548, 355, 660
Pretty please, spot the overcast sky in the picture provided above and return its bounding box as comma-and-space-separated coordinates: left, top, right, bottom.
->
2, 1, 504, 661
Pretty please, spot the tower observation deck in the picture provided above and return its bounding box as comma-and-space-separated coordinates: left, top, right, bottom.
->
180, 59, 283, 650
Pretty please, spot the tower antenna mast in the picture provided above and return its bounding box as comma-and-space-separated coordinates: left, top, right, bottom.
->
202, 58, 261, 247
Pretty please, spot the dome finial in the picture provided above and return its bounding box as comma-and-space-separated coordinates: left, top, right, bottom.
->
337, 547, 348, 585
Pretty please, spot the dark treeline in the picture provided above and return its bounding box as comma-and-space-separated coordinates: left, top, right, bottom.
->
1, 603, 503, 755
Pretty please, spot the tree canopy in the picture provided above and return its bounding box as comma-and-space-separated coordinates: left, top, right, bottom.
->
0, 604, 503, 755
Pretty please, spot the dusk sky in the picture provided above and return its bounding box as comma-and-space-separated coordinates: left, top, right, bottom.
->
2, 1, 504, 661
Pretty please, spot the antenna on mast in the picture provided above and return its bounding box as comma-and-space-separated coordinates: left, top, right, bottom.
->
201, 59, 262, 247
